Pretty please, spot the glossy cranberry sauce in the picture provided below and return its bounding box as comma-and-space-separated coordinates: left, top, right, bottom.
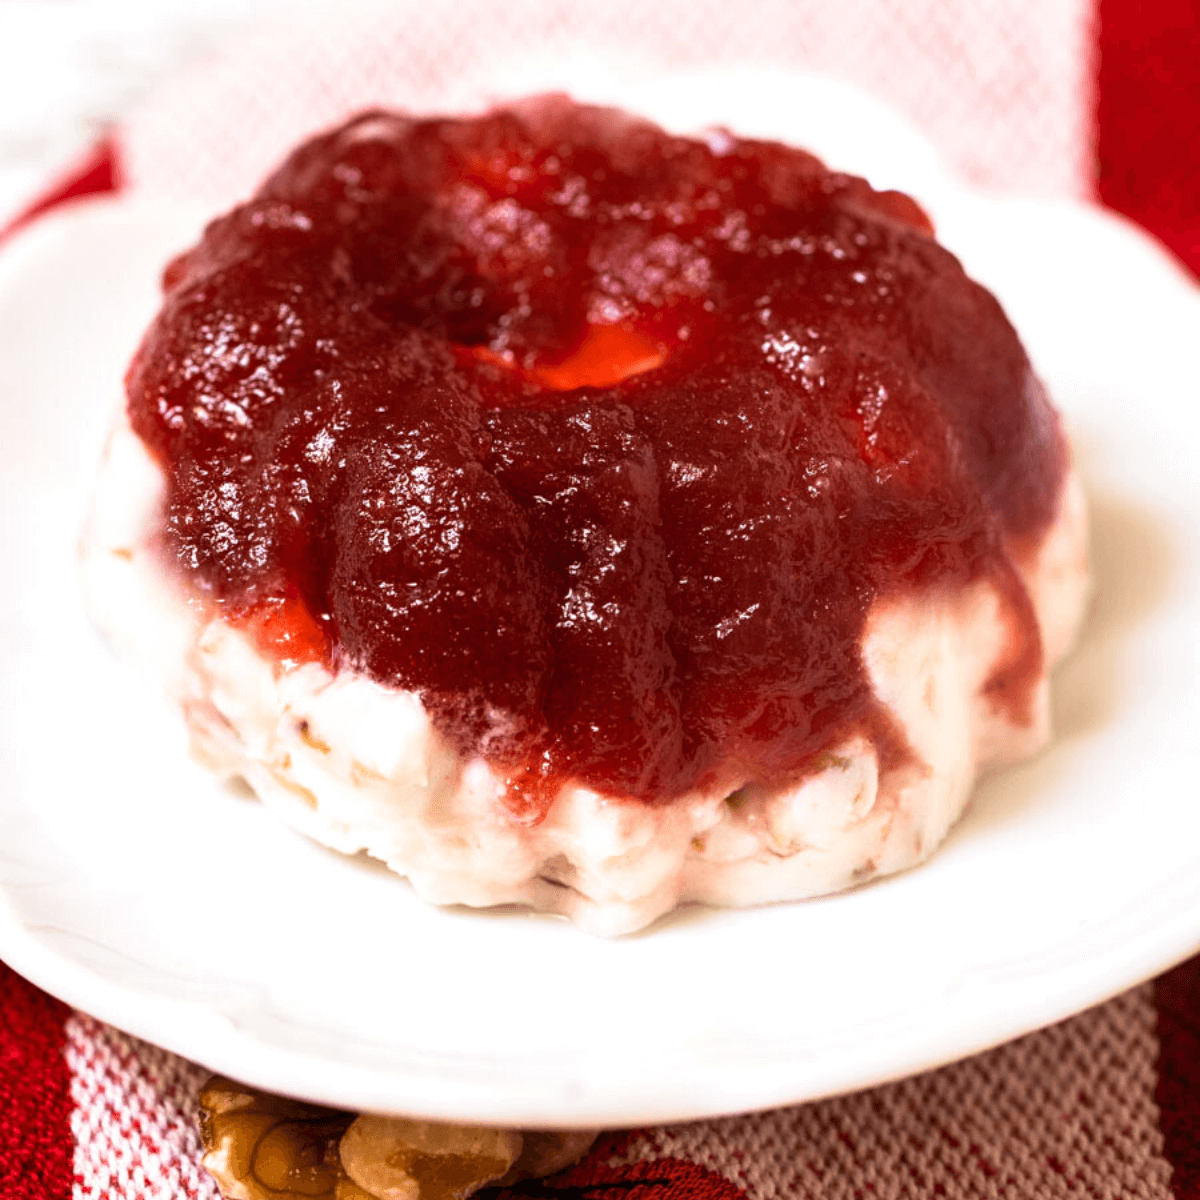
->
127, 98, 1066, 818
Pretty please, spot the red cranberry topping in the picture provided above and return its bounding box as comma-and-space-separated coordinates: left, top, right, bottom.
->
127, 97, 1066, 819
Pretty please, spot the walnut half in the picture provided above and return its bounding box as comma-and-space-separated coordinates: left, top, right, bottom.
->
197, 1077, 353, 1200
198, 1077, 598, 1200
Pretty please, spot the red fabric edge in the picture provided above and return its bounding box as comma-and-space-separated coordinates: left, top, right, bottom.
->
0, 137, 122, 245
1097, 0, 1200, 278
1099, 4, 1200, 1193
0, 138, 121, 1200
1155, 957, 1200, 1200
0, 964, 75, 1200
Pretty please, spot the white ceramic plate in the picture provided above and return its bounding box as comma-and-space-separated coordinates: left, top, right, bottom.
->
2, 99, 1199, 1129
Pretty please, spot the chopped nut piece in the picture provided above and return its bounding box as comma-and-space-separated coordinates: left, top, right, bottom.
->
496, 1130, 599, 1185
252, 1120, 345, 1195
197, 1076, 598, 1200
339, 1115, 522, 1200
198, 1076, 352, 1200
334, 1181, 380, 1200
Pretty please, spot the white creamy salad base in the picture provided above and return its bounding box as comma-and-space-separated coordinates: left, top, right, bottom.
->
82, 413, 1088, 936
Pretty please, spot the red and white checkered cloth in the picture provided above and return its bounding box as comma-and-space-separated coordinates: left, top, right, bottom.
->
2, 0, 1198, 1196
5, 960, 1200, 1198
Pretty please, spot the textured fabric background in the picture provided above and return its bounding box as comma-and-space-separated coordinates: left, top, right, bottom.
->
1, 0, 1198, 1196
118, 0, 1093, 208
6, 960, 1200, 1199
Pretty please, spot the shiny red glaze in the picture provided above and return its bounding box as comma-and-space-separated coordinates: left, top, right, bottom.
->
127, 98, 1066, 818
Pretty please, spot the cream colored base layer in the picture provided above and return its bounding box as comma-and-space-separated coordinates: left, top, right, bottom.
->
82, 415, 1088, 935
